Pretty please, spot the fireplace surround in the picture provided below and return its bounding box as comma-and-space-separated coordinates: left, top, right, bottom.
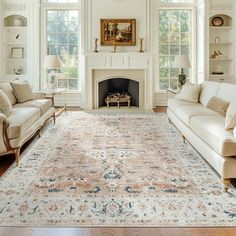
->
84, 53, 153, 110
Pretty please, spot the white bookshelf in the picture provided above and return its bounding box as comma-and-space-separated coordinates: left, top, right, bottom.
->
2, 14, 28, 82
207, 0, 235, 84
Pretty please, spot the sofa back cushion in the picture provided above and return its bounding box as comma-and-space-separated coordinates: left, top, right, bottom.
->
0, 89, 12, 117
175, 83, 201, 104
216, 83, 236, 102
199, 81, 221, 106
11, 81, 34, 103
0, 83, 18, 105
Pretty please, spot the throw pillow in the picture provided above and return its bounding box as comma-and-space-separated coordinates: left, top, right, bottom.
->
234, 127, 236, 140
0, 83, 18, 105
225, 100, 236, 130
0, 89, 12, 117
207, 96, 229, 117
175, 82, 201, 103
10, 81, 34, 103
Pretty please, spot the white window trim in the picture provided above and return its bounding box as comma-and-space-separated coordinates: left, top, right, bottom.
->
155, 0, 197, 92
40, 1, 82, 92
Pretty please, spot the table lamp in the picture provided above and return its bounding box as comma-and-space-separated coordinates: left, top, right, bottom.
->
43, 55, 63, 90
173, 55, 191, 88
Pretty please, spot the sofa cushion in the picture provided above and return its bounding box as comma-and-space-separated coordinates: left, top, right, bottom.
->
175, 83, 201, 103
175, 105, 217, 126
0, 90, 12, 117
225, 100, 236, 130
0, 83, 18, 105
216, 83, 236, 102
7, 108, 41, 139
190, 115, 236, 157
199, 81, 221, 107
13, 99, 52, 115
168, 98, 201, 114
207, 96, 229, 117
11, 81, 34, 103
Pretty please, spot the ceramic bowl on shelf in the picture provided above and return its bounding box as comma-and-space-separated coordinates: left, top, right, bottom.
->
13, 17, 24, 27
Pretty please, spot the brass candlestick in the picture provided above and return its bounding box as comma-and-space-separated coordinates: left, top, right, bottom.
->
93, 38, 98, 53
138, 38, 144, 53
113, 40, 117, 53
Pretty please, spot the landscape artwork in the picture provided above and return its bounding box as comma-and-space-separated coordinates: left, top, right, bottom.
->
100, 19, 136, 46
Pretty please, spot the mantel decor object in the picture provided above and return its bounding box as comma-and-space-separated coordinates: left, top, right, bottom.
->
173, 55, 191, 88
93, 38, 99, 53
138, 38, 144, 53
100, 19, 136, 46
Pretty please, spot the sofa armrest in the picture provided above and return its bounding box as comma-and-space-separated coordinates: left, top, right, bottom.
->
0, 113, 9, 154
33, 91, 46, 100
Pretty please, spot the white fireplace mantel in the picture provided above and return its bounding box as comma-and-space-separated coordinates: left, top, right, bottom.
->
83, 52, 154, 110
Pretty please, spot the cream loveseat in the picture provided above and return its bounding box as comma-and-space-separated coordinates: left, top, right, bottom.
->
167, 81, 236, 192
0, 82, 55, 165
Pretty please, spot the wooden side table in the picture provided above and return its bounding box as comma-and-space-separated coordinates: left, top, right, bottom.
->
44, 88, 67, 116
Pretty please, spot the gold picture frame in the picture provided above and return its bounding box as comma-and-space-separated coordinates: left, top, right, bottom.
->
100, 19, 136, 46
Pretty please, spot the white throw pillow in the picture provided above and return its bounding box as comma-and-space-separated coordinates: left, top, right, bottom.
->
0, 89, 12, 117
10, 81, 34, 103
225, 100, 236, 130
234, 127, 236, 139
175, 83, 201, 104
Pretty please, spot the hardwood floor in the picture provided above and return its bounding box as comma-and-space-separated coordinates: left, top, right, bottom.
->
0, 227, 236, 236
0, 107, 236, 236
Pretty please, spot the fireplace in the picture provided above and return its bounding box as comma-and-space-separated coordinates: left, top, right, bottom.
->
99, 78, 139, 108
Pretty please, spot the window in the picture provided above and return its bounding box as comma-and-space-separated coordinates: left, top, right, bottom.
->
46, 9, 79, 90
158, 9, 192, 90
157, 0, 195, 91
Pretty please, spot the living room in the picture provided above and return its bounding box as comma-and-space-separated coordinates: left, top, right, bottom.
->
0, 0, 236, 235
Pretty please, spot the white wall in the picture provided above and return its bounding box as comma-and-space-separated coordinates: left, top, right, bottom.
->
88, 0, 150, 52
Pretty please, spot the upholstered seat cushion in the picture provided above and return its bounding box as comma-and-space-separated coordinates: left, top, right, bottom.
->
13, 99, 52, 115
190, 115, 236, 157
175, 106, 218, 126
168, 98, 201, 114
7, 108, 41, 139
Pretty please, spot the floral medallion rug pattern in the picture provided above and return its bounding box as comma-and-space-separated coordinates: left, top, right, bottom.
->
0, 112, 236, 227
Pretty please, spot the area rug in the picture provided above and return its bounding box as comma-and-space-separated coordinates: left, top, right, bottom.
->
0, 112, 236, 227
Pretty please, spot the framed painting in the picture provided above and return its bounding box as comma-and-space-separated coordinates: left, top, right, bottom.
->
100, 19, 136, 46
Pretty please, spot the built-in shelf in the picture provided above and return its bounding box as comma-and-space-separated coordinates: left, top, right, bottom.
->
3, 14, 28, 81
209, 74, 233, 77
6, 74, 27, 77
209, 26, 232, 29
210, 58, 232, 61
210, 42, 232, 45
4, 42, 27, 45
4, 26, 27, 29
5, 59, 27, 61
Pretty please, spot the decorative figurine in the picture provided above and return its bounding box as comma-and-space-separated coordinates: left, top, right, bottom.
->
93, 38, 99, 53
14, 66, 23, 75
138, 38, 144, 53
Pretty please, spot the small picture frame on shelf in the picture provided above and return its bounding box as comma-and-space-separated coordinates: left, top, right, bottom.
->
11, 47, 24, 59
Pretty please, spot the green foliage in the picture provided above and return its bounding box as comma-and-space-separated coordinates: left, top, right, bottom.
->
158, 9, 191, 90
47, 9, 79, 90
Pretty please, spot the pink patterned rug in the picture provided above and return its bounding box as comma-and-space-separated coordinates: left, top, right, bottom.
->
0, 112, 236, 227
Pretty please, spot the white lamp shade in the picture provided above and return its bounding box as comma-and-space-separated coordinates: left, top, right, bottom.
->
173, 55, 191, 68
43, 55, 63, 69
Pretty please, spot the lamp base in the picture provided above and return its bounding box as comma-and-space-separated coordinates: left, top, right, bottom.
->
178, 72, 186, 88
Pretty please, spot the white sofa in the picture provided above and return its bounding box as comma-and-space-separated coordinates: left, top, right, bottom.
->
167, 81, 236, 192
0, 83, 55, 165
